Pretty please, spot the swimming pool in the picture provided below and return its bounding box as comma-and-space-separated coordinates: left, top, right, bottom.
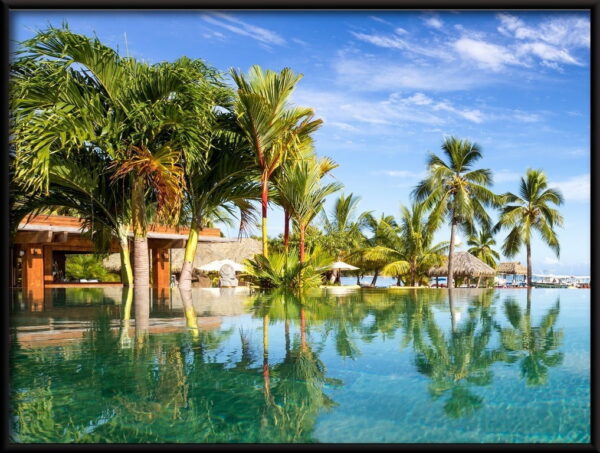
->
8, 287, 590, 443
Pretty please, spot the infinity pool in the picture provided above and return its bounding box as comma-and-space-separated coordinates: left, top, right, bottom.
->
9, 287, 590, 443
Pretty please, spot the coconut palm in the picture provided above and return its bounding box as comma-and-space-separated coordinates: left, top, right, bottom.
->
467, 228, 500, 269
493, 169, 563, 287
413, 137, 499, 288
275, 159, 342, 262
12, 27, 211, 287
363, 202, 448, 287
230, 65, 322, 257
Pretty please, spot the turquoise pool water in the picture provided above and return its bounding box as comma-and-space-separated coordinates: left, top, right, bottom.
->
9, 287, 590, 443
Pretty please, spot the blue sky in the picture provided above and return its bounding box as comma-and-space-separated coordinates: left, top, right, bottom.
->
11, 10, 590, 275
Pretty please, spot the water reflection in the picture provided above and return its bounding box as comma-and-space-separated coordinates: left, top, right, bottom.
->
9, 287, 575, 442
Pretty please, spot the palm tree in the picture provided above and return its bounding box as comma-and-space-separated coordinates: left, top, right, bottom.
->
320, 193, 370, 282
467, 229, 500, 269
230, 65, 322, 257
178, 123, 261, 290
494, 169, 563, 287
12, 150, 135, 285
275, 159, 342, 262
275, 153, 338, 254
12, 27, 208, 287
363, 202, 448, 287
413, 137, 499, 288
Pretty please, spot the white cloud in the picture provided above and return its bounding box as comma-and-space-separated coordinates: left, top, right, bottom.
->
454, 37, 522, 71
550, 174, 590, 202
330, 121, 359, 132
370, 15, 393, 26
201, 12, 286, 46
516, 42, 581, 66
351, 32, 452, 61
395, 27, 408, 35
543, 256, 560, 265
497, 13, 590, 48
334, 57, 485, 92
424, 16, 443, 29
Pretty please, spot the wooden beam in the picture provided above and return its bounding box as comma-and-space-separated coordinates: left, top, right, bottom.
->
54, 231, 69, 243
148, 238, 187, 249
152, 248, 171, 289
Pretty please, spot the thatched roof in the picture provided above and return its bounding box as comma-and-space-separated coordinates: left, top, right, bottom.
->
496, 261, 527, 275
428, 252, 496, 278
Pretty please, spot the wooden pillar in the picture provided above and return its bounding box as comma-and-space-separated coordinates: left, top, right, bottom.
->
22, 245, 45, 307
43, 246, 54, 284
151, 248, 171, 289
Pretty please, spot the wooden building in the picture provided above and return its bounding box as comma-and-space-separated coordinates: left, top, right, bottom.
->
11, 215, 230, 304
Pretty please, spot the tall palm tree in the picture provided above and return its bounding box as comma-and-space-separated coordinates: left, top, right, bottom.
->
363, 202, 448, 287
12, 27, 208, 287
467, 229, 500, 269
494, 169, 563, 287
275, 159, 342, 262
413, 137, 499, 288
230, 65, 322, 257
178, 123, 261, 290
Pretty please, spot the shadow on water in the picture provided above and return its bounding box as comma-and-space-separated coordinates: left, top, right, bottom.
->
9, 286, 574, 442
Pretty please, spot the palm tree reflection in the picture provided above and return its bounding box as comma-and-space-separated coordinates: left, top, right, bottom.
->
498, 290, 563, 386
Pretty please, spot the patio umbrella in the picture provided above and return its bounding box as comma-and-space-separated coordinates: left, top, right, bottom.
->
197, 259, 246, 272
328, 261, 359, 271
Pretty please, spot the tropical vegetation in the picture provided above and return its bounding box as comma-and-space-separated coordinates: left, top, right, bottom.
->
9, 26, 564, 291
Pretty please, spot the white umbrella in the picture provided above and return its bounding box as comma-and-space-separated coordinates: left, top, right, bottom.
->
197, 259, 246, 273
328, 261, 359, 271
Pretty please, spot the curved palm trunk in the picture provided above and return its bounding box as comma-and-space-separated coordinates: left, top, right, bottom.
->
397, 275, 402, 286
261, 177, 269, 257
356, 273, 361, 285
370, 270, 379, 287
283, 210, 290, 253
448, 219, 458, 288
132, 176, 149, 287
526, 242, 533, 288
119, 286, 133, 347
178, 221, 200, 291
118, 234, 133, 286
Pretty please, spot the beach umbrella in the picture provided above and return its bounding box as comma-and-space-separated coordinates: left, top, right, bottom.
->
197, 259, 246, 272
328, 261, 359, 271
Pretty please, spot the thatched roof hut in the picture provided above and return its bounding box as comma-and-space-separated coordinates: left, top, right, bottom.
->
428, 252, 496, 278
496, 261, 527, 275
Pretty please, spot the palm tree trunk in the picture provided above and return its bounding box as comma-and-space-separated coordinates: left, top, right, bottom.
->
397, 276, 402, 286
448, 218, 458, 288
299, 224, 306, 263
283, 209, 290, 254
370, 270, 379, 287
448, 287, 456, 332
178, 220, 200, 291
180, 287, 198, 338
261, 177, 269, 257
132, 176, 149, 287
263, 314, 270, 399
476, 275, 482, 288
411, 269, 416, 287
526, 241, 532, 288
118, 234, 133, 286
134, 285, 150, 346
300, 308, 307, 352
356, 273, 361, 285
